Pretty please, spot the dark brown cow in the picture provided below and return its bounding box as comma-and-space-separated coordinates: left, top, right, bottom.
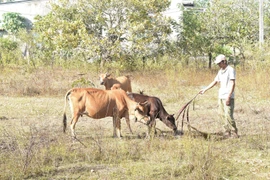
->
99, 73, 132, 92
63, 88, 147, 138
127, 93, 177, 136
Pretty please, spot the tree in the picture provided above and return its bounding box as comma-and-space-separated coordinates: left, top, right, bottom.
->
173, 0, 212, 67
33, 0, 172, 68
34, 3, 88, 65
0, 37, 19, 64
197, 0, 259, 66
0, 13, 28, 65
2, 12, 26, 35
175, 0, 261, 68
176, 6, 206, 60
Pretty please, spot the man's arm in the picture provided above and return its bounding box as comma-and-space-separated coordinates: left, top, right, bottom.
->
199, 80, 218, 94
226, 79, 235, 105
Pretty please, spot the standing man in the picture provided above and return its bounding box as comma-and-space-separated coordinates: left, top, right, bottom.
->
199, 54, 239, 138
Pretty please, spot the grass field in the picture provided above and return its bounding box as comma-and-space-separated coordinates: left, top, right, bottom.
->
0, 66, 269, 179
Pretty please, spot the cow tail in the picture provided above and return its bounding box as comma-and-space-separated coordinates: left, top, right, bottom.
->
63, 113, 67, 133
63, 89, 71, 133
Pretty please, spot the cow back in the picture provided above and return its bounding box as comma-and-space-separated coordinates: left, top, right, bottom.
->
69, 88, 122, 118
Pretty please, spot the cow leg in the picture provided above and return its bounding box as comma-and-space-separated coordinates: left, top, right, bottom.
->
113, 108, 117, 137
126, 118, 133, 134
116, 116, 122, 138
124, 114, 133, 134
113, 116, 117, 137
147, 110, 158, 126
147, 116, 156, 139
70, 113, 80, 139
113, 116, 122, 138
113, 108, 122, 138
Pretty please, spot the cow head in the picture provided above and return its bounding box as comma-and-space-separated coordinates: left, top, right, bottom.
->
99, 72, 111, 85
129, 101, 148, 122
164, 114, 177, 133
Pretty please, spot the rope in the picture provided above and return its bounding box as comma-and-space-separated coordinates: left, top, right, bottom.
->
73, 136, 87, 148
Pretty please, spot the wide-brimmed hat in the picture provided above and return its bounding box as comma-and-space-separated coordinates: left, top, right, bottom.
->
214, 54, 226, 64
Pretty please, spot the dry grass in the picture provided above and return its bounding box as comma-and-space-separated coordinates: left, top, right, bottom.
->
0, 65, 269, 179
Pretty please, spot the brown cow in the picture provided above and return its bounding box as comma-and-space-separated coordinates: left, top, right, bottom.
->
127, 92, 178, 137
63, 88, 147, 138
99, 73, 132, 92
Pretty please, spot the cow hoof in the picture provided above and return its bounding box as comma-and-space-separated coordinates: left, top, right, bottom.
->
112, 135, 122, 139
174, 134, 182, 139
174, 130, 183, 136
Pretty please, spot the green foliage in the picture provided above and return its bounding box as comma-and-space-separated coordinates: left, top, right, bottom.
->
0, 37, 17, 50
177, 9, 207, 56
33, 0, 172, 68
2, 12, 26, 34
0, 37, 20, 64
175, 0, 264, 68
2, 0, 270, 69
198, 0, 259, 59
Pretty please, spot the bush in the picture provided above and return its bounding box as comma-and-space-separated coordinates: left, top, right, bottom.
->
0, 38, 21, 65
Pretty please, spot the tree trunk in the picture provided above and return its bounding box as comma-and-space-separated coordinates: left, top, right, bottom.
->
208, 52, 212, 69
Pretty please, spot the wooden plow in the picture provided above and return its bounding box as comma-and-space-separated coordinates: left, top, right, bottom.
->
175, 93, 224, 139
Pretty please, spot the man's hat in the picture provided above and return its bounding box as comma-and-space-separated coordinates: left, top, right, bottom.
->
214, 54, 226, 64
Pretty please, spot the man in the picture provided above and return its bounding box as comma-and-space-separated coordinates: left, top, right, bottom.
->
199, 54, 239, 138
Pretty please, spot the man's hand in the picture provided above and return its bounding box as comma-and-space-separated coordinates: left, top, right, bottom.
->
226, 98, 231, 106
199, 89, 206, 95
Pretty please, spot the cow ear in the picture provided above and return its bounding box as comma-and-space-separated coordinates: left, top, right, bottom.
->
167, 114, 174, 120
106, 72, 111, 77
